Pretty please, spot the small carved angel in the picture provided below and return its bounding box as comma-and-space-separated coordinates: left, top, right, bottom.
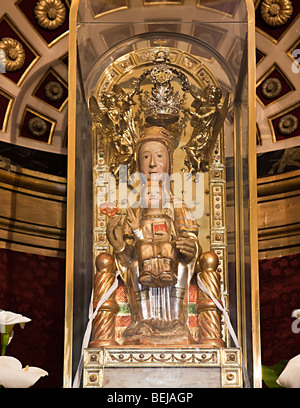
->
88, 94, 112, 134
108, 84, 138, 177
88, 84, 138, 178
183, 85, 230, 173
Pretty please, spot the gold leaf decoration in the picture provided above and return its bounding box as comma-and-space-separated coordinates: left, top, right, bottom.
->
0, 37, 26, 72
261, 0, 293, 27
34, 0, 66, 31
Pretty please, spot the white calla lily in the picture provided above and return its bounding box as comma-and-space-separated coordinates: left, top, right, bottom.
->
0, 356, 48, 388
277, 354, 300, 388
291, 309, 300, 319
0, 310, 31, 355
0, 310, 31, 327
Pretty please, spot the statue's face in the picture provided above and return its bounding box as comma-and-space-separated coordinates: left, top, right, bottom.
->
141, 182, 165, 209
139, 141, 169, 180
141, 185, 162, 209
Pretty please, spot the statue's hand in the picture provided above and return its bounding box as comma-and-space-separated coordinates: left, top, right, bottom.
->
106, 215, 125, 252
176, 232, 197, 263
126, 207, 139, 231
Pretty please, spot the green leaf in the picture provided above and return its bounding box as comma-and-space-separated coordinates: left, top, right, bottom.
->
262, 360, 288, 388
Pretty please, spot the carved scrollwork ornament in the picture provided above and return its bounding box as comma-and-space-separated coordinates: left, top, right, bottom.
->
28, 117, 48, 137
262, 77, 282, 99
278, 114, 298, 135
261, 0, 293, 27
34, 0, 66, 31
0, 38, 25, 72
45, 81, 63, 101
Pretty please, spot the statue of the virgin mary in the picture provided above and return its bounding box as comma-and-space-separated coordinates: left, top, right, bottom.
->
106, 126, 201, 346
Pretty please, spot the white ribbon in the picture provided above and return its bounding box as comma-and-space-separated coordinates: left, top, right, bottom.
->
72, 271, 120, 388
197, 274, 250, 388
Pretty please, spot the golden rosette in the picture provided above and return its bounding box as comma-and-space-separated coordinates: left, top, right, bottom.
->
34, 0, 66, 31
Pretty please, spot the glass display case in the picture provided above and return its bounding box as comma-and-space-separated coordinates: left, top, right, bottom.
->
65, 0, 260, 388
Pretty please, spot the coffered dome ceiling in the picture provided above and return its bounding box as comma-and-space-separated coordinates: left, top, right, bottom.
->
0, 0, 69, 176
0, 0, 299, 177
255, 1, 299, 146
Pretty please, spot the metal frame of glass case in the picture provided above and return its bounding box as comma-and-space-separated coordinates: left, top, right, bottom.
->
65, 0, 260, 388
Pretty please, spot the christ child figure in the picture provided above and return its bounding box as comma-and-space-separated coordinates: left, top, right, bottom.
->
126, 181, 178, 288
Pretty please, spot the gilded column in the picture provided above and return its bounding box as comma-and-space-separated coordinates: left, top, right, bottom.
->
197, 251, 225, 348
89, 252, 119, 347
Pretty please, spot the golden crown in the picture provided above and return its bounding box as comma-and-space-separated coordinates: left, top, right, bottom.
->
135, 49, 191, 126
